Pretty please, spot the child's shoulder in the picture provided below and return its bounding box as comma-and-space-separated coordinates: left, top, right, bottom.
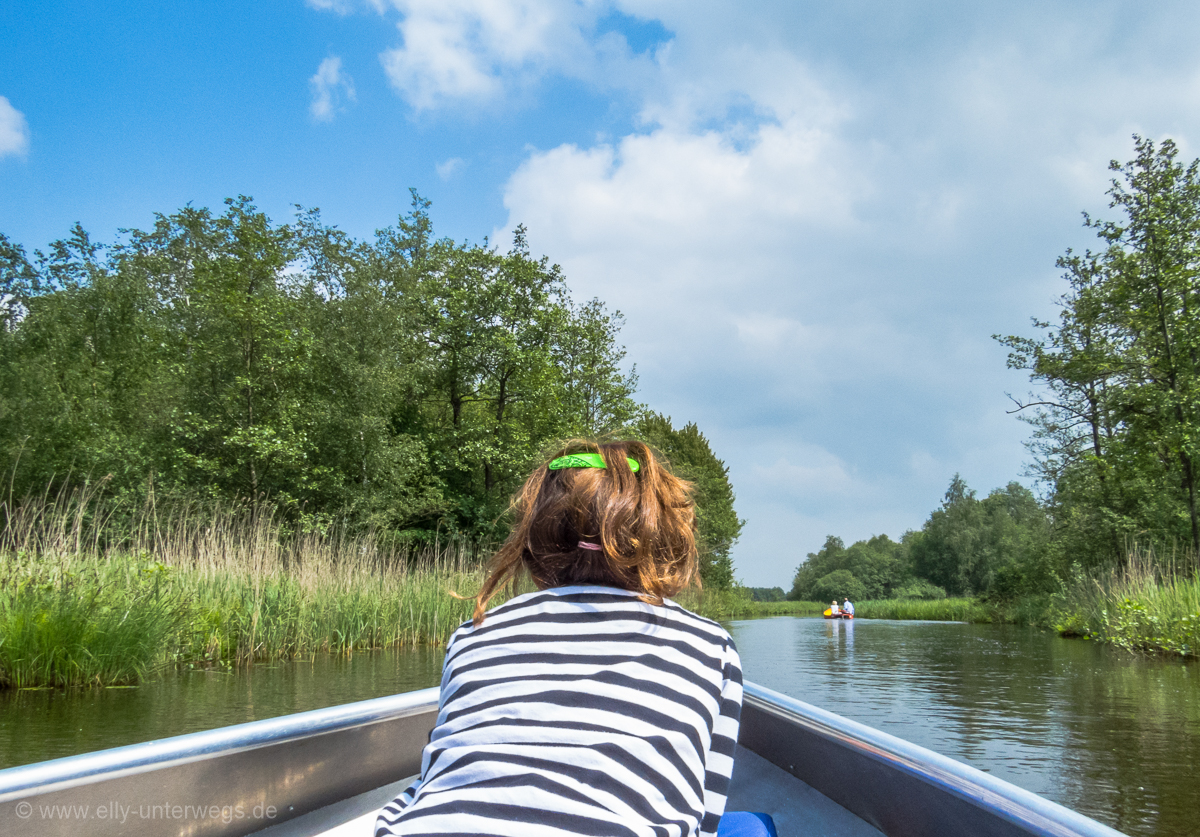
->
464, 585, 731, 641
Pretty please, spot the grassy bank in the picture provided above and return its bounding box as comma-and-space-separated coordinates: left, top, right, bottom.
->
684, 595, 986, 622
0, 489, 831, 688
680, 592, 824, 620
0, 490, 486, 689
17, 492, 1195, 691
856, 597, 989, 622
1043, 549, 1200, 658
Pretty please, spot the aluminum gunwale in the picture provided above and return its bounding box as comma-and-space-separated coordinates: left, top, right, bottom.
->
0, 681, 1126, 837
742, 682, 1125, 837
0, 687, 440, 803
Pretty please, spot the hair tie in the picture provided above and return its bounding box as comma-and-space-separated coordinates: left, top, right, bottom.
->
577, 541, 603, 551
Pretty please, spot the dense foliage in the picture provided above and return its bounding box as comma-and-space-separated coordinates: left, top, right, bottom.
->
0, 195, 742, 583
745, 586, 786, 602
634, 413, 744, 588
789, 477, 1051, 601
998, 137, 1200, 567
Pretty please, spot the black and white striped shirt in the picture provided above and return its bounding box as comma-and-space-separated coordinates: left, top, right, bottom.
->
376, 585, 743, 837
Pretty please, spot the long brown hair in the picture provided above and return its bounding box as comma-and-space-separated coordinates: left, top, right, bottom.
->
471, 439, 698, 625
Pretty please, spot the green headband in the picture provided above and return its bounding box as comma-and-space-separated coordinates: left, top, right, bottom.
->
548, 453, 640, 473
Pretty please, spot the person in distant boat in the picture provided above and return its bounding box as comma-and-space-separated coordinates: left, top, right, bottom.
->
830, 599, 841, 616
843, 598, 855, 617
376, 440, 773, 837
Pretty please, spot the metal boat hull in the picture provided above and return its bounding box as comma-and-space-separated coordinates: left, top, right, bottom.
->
0, 682, 1126, 837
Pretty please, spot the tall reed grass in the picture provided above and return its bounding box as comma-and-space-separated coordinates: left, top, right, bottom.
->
675, 589, 823, 620
0, 486, 488, 688
1051, 545, 1200, 658
856, 598, 989, 622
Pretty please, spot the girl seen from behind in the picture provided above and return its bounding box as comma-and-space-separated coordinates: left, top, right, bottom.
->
375, 440, 747, 837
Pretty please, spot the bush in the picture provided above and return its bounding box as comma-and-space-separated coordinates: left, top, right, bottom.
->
891, 579, 947, 600
810, 569, 867, 603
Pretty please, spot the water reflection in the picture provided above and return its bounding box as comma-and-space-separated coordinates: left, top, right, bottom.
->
0, 647, 445, 770
822, 617, 854, 660
2, 617, 1196, 837
727, 617, 1199, 837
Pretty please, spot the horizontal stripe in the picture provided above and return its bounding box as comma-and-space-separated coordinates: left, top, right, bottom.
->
419, 747, 694, 824
441, 688, 706, 759
710, 732, 737, 759
377, 586, 742, 837
445, 669, 718, 732
396, 799, 643, 837
426, 717, 703, 798
447, 625, 726, 679
449, 650, 723, 703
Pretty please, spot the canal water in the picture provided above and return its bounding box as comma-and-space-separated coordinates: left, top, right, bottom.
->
1, 618, 1197, 836
728, 617, 1200, 837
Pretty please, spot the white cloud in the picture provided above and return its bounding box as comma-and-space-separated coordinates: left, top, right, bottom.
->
503, 114, 858, 263
308, 0, 1200, 584
306, 0, 355, 13
751, 450, 858, 503
0, 97, 30, 159
436, 157, 465, 179
309, 56, 357, 122
358, 0, 666, 109
376, 0, 596, 108
491, 3, 1200, 584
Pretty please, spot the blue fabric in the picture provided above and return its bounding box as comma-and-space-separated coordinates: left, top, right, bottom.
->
717, 811, 778, 837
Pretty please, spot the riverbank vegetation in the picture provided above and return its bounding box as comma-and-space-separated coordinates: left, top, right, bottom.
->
0, 194, 741, 589
855, 598, 988, 622
0, 490, 486, 688
0, 469, 752, 689
787, 137, 1200, 659
0, 194, 752, 688
1046, 547, 1200, 657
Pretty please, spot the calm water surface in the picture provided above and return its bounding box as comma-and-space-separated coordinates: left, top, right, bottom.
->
2, 619, 1197, 836
726, 617, 1200, 837
0, 647, 445, 771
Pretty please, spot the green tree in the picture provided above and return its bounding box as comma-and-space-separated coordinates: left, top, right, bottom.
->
635, 413, 744, 588
746, 586, 786, 602
789, 535, 847, 601
0, 193, 723, 554
909, 477, 1051, 596
556, 298, 639, 435
810, 569, 867, 604
1000, 136, 1200, 564
789, 534, 911, 600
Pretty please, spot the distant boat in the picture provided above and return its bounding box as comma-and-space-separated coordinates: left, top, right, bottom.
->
0, 682, 1126, 837
824, 608, 854, 619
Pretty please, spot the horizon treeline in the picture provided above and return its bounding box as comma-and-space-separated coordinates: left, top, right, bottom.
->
0, 193, 742, 587
789, 477, 1050, 602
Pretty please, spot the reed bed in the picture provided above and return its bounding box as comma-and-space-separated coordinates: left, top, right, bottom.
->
855, 598, 989, 622
677, 589, 824, 620
1051, 546, 1200, 658
0, 487, 488, 688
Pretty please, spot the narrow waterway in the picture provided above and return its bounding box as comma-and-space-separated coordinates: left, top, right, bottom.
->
1, 618, 1197, 836
726, 617, 1200, 837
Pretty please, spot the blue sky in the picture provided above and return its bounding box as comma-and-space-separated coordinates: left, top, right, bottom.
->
4, 1, 1200, 586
